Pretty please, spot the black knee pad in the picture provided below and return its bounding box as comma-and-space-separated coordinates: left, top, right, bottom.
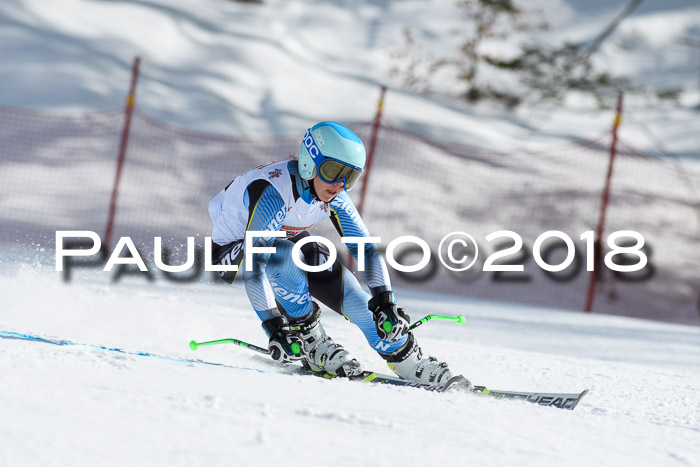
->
290, 231, 331, 268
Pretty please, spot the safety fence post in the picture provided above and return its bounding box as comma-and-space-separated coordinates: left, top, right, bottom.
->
104, 56, 141, 257
358, 85, 386, 217
585, 93, 624, 312
348, 86, 386, 273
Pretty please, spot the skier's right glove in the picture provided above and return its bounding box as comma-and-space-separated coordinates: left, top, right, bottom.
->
262, 315, 304, 363
369, 290, 410, 341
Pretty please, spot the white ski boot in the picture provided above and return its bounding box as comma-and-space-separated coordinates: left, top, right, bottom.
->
381, 333, 453, 386
293, 302, 363, 377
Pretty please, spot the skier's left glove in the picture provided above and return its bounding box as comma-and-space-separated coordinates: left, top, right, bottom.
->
369, 290, 410, 341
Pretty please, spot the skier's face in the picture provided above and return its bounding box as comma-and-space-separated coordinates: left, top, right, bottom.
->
313, 176, 344, 202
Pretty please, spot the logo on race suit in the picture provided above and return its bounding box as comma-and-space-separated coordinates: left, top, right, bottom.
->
264, 209, 287, 232
218, 242, 243, 277
331, 196, 361, 225
320, 204, 329, 213
268, 168, 282, 179
269, 279, 311, 305
313, 129, 325, 146
303, 130, 322, 161
374, 341, 391, 351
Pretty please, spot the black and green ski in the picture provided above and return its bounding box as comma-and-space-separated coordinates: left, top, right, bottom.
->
189, 336, 589, 410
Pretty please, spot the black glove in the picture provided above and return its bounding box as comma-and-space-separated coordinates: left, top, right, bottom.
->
369, 290, 410, 341
262, 315, 304, 363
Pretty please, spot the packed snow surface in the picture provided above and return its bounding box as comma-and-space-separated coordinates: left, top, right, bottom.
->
1, 258, 699, 467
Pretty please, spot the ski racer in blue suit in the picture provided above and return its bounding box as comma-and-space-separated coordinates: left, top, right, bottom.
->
208, 122, 454, 385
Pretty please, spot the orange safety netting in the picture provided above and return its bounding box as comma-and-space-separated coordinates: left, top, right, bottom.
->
1, 105, 698, 324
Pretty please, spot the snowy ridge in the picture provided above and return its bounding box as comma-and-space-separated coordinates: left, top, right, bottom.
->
0, 0, 698, 157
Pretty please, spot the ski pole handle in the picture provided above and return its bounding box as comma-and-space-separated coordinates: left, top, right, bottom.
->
189, 338, 270, 355
409, 314, 466, 330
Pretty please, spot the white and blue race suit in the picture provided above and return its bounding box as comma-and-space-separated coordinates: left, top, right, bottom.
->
208, 160, 406, 355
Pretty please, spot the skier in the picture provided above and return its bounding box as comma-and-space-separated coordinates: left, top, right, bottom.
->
208, 122, 457, 385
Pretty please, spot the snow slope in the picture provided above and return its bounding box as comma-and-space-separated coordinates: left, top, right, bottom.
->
2, 0, 700, 325
1, 257, 699, 467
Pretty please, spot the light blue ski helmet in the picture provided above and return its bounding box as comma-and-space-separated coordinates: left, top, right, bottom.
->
298, 122, 366, 190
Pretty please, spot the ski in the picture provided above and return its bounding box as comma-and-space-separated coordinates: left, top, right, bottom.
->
191, 336, 589, 410
301, 368, 470, 393
302, 368, 587, 409
472, 386, 589, 410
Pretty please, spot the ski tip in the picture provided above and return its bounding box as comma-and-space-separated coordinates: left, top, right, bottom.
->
566, 389, 590, 410
189, 340, 199, 351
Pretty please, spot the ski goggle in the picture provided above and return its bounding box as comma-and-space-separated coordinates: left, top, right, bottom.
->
303, 128, 363, 189
317, 158, 363, 190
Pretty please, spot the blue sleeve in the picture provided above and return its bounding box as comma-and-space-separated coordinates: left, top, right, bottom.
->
241, 181, 287, 319
329, 191, 392, 292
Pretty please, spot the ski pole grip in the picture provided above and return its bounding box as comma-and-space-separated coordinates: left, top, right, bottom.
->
409, 314, 466, 330
188, 337, 271, 355
189, 338, 236, 350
